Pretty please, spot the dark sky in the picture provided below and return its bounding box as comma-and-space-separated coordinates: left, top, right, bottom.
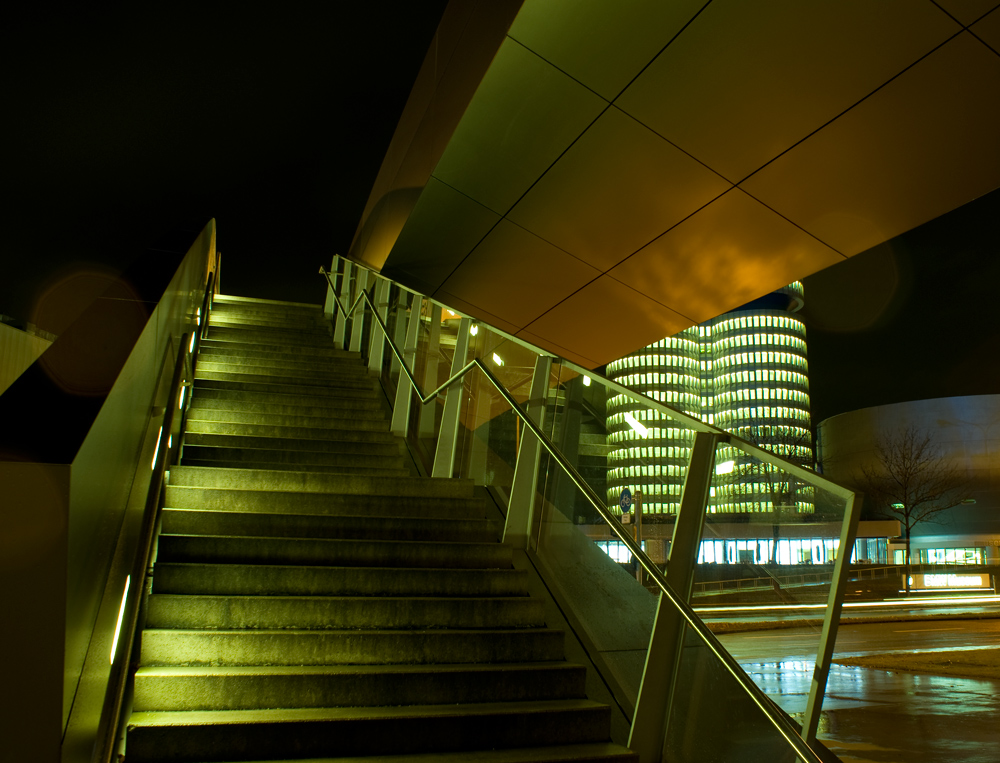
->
3, 2, 448, 323
4, 3, 997, 422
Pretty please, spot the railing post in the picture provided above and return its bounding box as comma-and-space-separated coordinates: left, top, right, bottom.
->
503, 354, 552, 549
390, 288, 409, 377
431, 317, 471, 478
803, 490, 862, 745
391, 295, 423, 437
629, 430, 722, 763
323, 255, 339, 322
349, 267, 370, 354
332, 259, 351, 350
368, 277, 390, 374
418, 304, 442, 439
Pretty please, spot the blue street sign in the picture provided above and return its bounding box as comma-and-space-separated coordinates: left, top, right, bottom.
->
619, 488, 632, 514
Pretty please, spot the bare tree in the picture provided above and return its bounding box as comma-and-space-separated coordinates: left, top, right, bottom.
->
853, 426, 970, 591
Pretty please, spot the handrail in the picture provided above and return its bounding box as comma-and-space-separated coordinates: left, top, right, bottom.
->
96, 269, 215, 763
320, 265, 824, 763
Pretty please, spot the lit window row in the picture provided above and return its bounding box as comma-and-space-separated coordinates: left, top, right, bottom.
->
715, 351, 809, 370
712, 333, 806, 353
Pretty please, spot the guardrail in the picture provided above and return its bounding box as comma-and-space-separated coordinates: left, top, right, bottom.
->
320, 262, 865, 763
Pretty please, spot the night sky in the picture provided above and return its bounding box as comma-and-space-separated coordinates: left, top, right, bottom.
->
4, 3, 998, 423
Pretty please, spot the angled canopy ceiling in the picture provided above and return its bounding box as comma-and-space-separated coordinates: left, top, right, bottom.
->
349, 0, 1000, 368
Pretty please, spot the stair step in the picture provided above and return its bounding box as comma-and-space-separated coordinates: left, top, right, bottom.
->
208, 314, 329, 331
146, 594, 546, 629
182, 433, 402, 457
185, 409, 388, 429
126, 700, 610, 762
140, 628, 566, 666
156, 534, 513, 569
179, 445, 404, 469
198, 341, 361, 364
212, 294, 322, 310
179, 459, 412, 476
160, 508, 501, 543
188, 392, 383, 415
196, 360, 371, 383
132, 662, 587, 711
194, 377, 379, 399
186, 419, 401, 440
195, 369, 376, 391
163, 486, 488, 517
152, 564, 530, 597
205, 325, 335, 348
184, 743, 639, 763
196, 354, 369, 377
167, 467, 475, 498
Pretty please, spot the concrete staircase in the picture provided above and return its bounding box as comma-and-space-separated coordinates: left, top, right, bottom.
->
126, 294, 637, 762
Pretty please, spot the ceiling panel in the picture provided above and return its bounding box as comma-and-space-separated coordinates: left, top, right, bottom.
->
515, 328, 600, 369
436, 220, 600, 329
935, 0, 1000, 26
610, 189, 845, 324
971, 6, 1000, 48
380, 178, 500, 296
740, 32, 1000, 257
433, 292, 521, 336
616, 0, 960, 183
508, 107, 731, 271
508, 0, 709, 100
519, 276, 692, 367
430, 38, 607, 215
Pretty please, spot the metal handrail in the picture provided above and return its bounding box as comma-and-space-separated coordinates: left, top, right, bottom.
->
97, 270, 215, 763
321, 265, 824, 763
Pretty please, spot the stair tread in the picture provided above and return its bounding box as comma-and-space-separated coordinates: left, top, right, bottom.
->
135, 661, 581, 677
129, 698, 607, 725
189, 743, 638, 763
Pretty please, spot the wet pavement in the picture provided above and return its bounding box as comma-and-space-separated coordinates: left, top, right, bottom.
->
719, 620, 1000, 763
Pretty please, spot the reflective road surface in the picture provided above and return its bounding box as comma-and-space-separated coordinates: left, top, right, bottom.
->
719, 620, 1000, 763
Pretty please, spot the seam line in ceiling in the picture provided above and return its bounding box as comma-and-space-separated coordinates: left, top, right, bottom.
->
930, 0, 1000, 29
733, 27, 968, 189
606, 0, 716, 103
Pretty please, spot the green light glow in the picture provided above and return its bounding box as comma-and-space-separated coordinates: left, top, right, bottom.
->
110, 576, 130, 664
151, 427, 163, 470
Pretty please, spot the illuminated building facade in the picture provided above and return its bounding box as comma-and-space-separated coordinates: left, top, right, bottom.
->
607, 282, 814, 516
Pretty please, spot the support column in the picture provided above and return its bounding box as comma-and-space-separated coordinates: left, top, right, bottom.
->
390, 289, 409, 377
418, 304, 442, 440
391, 295, 423, 437
323, 255, 339, 321
431, 317, 471, 479
332, 260, 351, 350
503, 354, 552, 549
349, 267, 370, 354
803, 490, 862, 745
368, 277, 390, 374
628, 431, 721, 763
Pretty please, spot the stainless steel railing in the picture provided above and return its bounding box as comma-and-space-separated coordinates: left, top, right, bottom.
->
320, 265, 825, 763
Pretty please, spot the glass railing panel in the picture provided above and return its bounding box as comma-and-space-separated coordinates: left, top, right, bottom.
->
664, 624, 803, 763
701, 445, 851, 721
452, 323, 536, 494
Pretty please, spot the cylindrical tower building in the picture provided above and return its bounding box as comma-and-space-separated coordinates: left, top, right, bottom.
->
604, 282, 814, 516
708, 283, 814, 513
605, 330, 700, 515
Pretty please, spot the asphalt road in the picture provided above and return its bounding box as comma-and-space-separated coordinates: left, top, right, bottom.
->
717, 619, 1000, 763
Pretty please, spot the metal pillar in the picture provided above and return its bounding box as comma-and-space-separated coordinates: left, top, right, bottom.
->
391, 295, 423, 437
418, 304, 442, 439
503, 354, 552, 549
368, 277, 390, 374
349, 268, 370, 354
628, 431, 721, 763
803, 491, 862, 745
332, 259, 351, 349
390, 289, 410, 377
323, 255, 339, 321
431, 317, 471, 478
